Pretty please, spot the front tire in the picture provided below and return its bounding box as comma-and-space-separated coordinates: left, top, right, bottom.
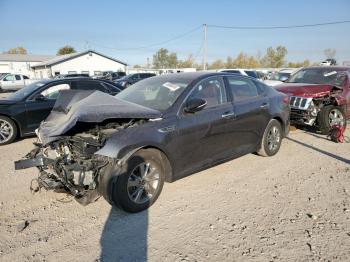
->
104, 149, 165, 213
317, 105, 346, 135
0, 116, 17, 145
258, 119, 283, 157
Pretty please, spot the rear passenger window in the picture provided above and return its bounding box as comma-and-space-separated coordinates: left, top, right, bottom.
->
227, 77, 259, 102
15, 75, 21, 80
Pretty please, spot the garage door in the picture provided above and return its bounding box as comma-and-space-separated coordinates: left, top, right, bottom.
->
0, 64, 9, 73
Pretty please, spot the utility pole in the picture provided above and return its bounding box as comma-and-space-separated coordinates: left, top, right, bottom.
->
203, 24, 207, 70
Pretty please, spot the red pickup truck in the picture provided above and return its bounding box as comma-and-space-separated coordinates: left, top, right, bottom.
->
274, 66, 350, 134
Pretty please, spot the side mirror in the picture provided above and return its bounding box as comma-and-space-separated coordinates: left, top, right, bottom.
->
34, 94, 47, 101
280, 76, 289, 82
184, 98, 207, 113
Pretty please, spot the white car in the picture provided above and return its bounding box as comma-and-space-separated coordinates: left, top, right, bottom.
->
0, 74, 35, 91
264, 69, 297, 86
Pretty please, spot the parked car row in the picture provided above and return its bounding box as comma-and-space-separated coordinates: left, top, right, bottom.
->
264, 69, 297, 86
5, 66, 349, 214
113, 72, 156, 88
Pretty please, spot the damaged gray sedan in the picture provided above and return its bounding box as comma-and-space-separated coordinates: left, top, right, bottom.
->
15, 72, 290, 213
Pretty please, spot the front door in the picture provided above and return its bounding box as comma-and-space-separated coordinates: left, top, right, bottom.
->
25, 82, 71, 132
173, 76, 238, 177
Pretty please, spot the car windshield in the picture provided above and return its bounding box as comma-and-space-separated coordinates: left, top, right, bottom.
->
287, 68, 345, 85
0, 73, 8, 80
6, 81, 46, 101
271, 72, 291, 81
116, 75, 191, 111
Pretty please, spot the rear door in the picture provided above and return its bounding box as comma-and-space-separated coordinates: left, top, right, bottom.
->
225, 76, 270, 148
14, 75, 25, 89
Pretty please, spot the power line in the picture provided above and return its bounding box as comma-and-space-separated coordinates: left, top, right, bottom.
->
207, 20, 350, 30
92, 25, 202, 51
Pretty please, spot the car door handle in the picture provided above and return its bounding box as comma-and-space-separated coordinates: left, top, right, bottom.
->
221, 112, 235, 119
260, 103, 269, 109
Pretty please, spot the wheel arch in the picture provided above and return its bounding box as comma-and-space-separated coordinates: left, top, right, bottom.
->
272, 115, 285, 136
0, 114, 22, 138
136, 146, 173, 183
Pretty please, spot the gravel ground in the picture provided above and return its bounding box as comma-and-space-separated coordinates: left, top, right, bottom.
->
0, 91, 349, 261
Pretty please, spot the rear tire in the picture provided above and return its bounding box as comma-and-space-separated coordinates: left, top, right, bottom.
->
0, 115, 17, 145
317, 105, 346, 135
102, 149, 165, 213
258, 119, 283, 157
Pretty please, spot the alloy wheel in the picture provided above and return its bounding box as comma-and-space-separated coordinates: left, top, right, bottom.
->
267, 126, 281, 152
127, 162, 160, 204
329, 108, 345, 126
0, 119, 13, 143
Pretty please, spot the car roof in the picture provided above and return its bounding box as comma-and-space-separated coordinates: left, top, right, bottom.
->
146, 71, 259, 83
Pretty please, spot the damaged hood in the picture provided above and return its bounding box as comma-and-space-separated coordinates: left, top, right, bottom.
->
37, 90, 162, 145
274, 83, 342, 98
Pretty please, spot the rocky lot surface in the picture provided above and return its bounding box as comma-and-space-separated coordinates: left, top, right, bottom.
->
0, 91, 349, 261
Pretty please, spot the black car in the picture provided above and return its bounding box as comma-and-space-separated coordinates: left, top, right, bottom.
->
0, 78, 121, 145
114, 73, 156, 88
15, 72, 290, 213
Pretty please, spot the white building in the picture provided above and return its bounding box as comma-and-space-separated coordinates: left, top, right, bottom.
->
32, 50, 127, 79
0, 54, 54, 78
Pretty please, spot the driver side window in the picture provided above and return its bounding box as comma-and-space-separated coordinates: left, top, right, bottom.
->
40, 83, 70, 100
188, 77, 227, 109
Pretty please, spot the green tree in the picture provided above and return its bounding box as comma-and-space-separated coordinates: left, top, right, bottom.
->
152, 48, 178, 68
57, 45, 76, 56
233, 52, 260, 68
3, 46, 27, 54
324, 48, 336, 59
260, 46, 288, 68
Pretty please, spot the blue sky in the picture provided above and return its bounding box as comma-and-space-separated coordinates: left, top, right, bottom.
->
1, 0, 349, 65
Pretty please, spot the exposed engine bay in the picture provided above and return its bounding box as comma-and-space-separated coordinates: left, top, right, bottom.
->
289, 88, 343, 126
16, 119, 147, 205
